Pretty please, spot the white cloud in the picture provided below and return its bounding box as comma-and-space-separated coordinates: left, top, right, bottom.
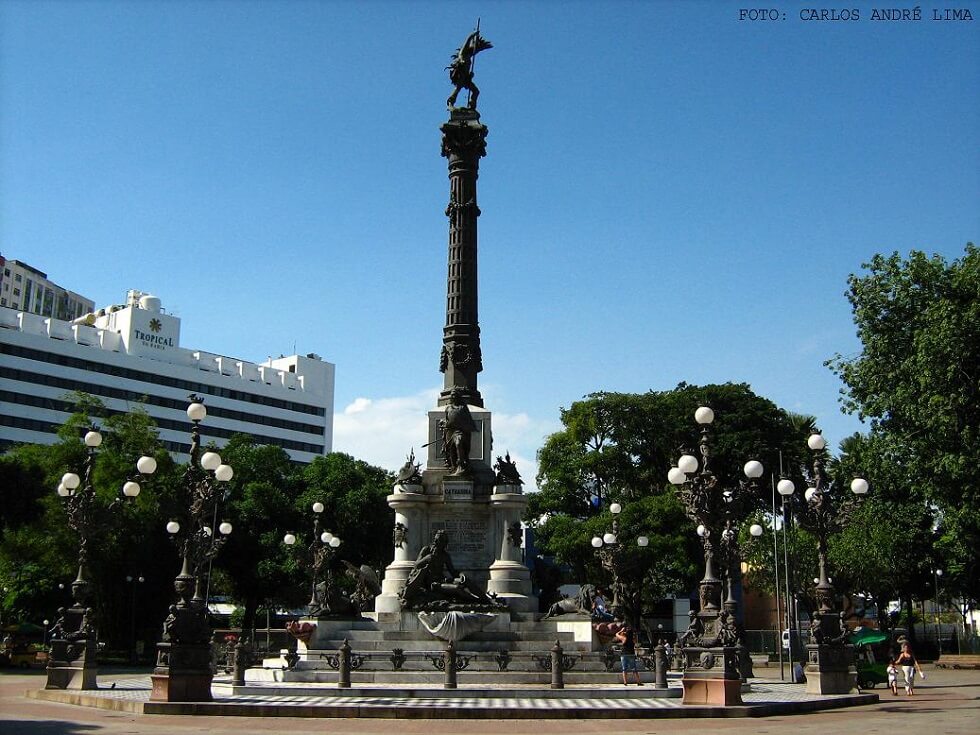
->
333, 386, 558, 491
344, 397, 373, 414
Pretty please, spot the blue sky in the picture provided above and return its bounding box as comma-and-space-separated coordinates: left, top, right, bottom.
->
2, 1, 977, 484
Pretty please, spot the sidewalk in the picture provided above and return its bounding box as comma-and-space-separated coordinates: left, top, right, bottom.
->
2, 666, 979, 734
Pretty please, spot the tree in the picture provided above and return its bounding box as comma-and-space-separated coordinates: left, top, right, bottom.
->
531, 383, 814, 619
0, 396, 179, 651
826, 432, 937, 643
298, 453, 393, 572
532, 384, 811, 517
740, 513, 819, 620
0, 451, 49, 534
828, 244, 980, 614
210, 435, 306, 634
1, 400, 395, 650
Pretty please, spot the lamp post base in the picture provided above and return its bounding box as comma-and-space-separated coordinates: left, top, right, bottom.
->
149, 642, 214, 702
804, 643, 857, 695
680, 646, 743, 705
45, 639, 98, 690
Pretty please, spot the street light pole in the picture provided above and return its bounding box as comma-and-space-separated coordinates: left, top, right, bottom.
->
284, 502, 347, 618
127, 575, 145, 664
46, 427, 153, 691
590, 502, 650, 633
769, 477, 784, 680
150, 395, 234, 703
793, 431, 869, 694
777, 480, 796, 680
668, 406, 762, 705
934, 568, 943, 654
749, 507, 784, 681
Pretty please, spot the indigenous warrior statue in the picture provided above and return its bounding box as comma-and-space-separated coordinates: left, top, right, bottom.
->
447, 24, 493, 109
399, 530, 504, 611
440, 387, 477, 475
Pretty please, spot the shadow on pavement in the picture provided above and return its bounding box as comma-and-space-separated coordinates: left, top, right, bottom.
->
0, 721, 101, 734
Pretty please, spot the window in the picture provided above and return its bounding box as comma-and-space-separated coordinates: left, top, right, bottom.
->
13, 288, 19, 296
14, 273, 21, 282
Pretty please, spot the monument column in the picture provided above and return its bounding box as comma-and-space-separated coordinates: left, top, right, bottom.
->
376, 492, 427, 614
376, 27, 535, 616
439, 109, 487, 410
487, 486, 535, 612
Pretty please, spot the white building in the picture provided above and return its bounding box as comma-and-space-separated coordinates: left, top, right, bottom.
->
0, 290, 334, 463
0, 255, 94, 321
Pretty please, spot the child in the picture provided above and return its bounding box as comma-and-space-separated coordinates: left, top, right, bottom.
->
887, 660, 899, 695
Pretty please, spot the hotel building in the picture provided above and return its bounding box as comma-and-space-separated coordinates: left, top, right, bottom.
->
0, 290, 334, 463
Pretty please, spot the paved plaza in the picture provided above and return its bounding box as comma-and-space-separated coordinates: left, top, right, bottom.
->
2, 666, 978, 734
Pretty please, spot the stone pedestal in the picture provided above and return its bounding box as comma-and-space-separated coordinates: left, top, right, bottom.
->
487, 486, 535, 612
150, 642, 214, 702
45, 638, 98, 690
804, 643, 857, 695
376, 406, 536, 614
680, 646, 743, 706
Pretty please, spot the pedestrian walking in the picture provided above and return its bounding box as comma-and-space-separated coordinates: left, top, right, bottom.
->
887, 659, 899, 695
896, 641, 924, 695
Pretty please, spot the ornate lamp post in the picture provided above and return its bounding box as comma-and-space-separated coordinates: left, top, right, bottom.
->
748, 521, 787, 679
667, 406, 762, 705
283, 503, 349, 618
150, 396, 234, 703
774, 475, 801, 678
46, 427, 154, 690
590, 502, 650, 630
790, 431, 868, 694
126, 575, 145, 664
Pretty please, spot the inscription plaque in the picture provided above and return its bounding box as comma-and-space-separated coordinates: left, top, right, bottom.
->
443, 480, 474, 501
429, 506, 492, 577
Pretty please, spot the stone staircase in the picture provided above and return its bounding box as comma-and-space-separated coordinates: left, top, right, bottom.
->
249, 612, 652, 685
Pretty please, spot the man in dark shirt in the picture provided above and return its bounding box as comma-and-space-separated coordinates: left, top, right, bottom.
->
615, 624, 643, 685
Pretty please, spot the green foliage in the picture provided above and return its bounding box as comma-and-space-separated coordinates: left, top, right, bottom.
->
0, 452, 49, 533
829, 497, 933, 628
212, 435, 306, 632
739, 513, 819, 615
828, 244, 980, 608
531, 383, 811, 611
0, 398, 178, 649
209, 444, 393, 632
298, 453, 393, 571
1, 401, 396, 646
532, 384, 811, 521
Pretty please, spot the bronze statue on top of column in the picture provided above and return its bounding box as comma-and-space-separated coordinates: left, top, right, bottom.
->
447, 25, 493, 110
